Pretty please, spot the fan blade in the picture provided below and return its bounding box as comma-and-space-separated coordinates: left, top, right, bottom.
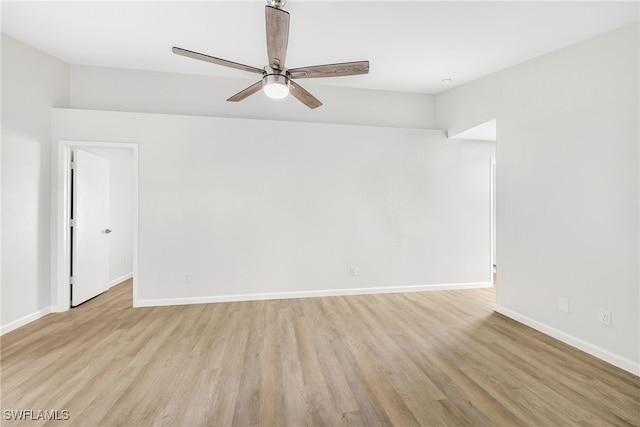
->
289, 80, 322, 109
265, 6, 289, 70
289, 61, 370, 79
227, 80, 264, 102
173, 47, 263, 75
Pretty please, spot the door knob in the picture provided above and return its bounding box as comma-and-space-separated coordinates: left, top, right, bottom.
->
104, 229, 112, 234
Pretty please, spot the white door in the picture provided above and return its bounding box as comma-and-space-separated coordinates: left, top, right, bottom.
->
71, 149, 110, 306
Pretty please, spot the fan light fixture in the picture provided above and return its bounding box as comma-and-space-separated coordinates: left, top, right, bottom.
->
263, 73, 289, 99
172, 1, 369, 109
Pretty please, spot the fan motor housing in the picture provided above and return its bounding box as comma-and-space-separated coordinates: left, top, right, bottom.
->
267, 0, 286, 9
263, 73, 289, 86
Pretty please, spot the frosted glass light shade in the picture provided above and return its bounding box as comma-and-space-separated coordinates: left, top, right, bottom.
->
263, 82, 289, 99
262, 73, 289, 99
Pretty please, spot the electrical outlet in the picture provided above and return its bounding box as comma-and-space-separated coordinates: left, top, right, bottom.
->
183, 273, 191, 284
349, 266, 358, 276
598, 308, 611, 327
559, 297, 569, 313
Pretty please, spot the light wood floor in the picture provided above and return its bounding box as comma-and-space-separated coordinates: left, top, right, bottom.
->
1, 281, 638, 426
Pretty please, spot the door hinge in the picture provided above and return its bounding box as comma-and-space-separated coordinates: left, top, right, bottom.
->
70, 276, 74, 285
70, 161, 76, 170
69, 219, 76, 227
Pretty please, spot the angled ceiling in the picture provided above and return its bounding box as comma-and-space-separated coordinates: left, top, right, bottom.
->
1, 1, 638, 94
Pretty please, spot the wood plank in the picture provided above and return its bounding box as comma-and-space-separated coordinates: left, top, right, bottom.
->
1, 280, 637, 426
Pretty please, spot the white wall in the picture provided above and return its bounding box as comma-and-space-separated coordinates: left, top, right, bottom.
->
1, 34, 70, 331
436, 23, 639, 373
52, 109, 494, 304
70, 65, 436, 130
83, 148, 134, 285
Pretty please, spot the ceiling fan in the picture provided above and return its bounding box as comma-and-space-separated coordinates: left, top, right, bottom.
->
172, 0, 369, 109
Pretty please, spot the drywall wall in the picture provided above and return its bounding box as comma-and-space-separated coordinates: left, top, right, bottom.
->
70, 65, 436, 130
82, 148, 134, 286
436, 23, 640, 373
1, 34, 70, 332
52, 109, 494, 305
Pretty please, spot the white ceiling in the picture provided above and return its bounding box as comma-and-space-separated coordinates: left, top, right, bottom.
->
2, 1, 638, 94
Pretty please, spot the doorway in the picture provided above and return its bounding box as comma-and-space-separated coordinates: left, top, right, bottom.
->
52, 141, 139, 312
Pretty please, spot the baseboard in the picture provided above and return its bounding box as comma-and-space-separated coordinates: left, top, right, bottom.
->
110, 272, 133, 288
494, 305, 639, 376
135, 282, 492, 308
1, 307, 52, 336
